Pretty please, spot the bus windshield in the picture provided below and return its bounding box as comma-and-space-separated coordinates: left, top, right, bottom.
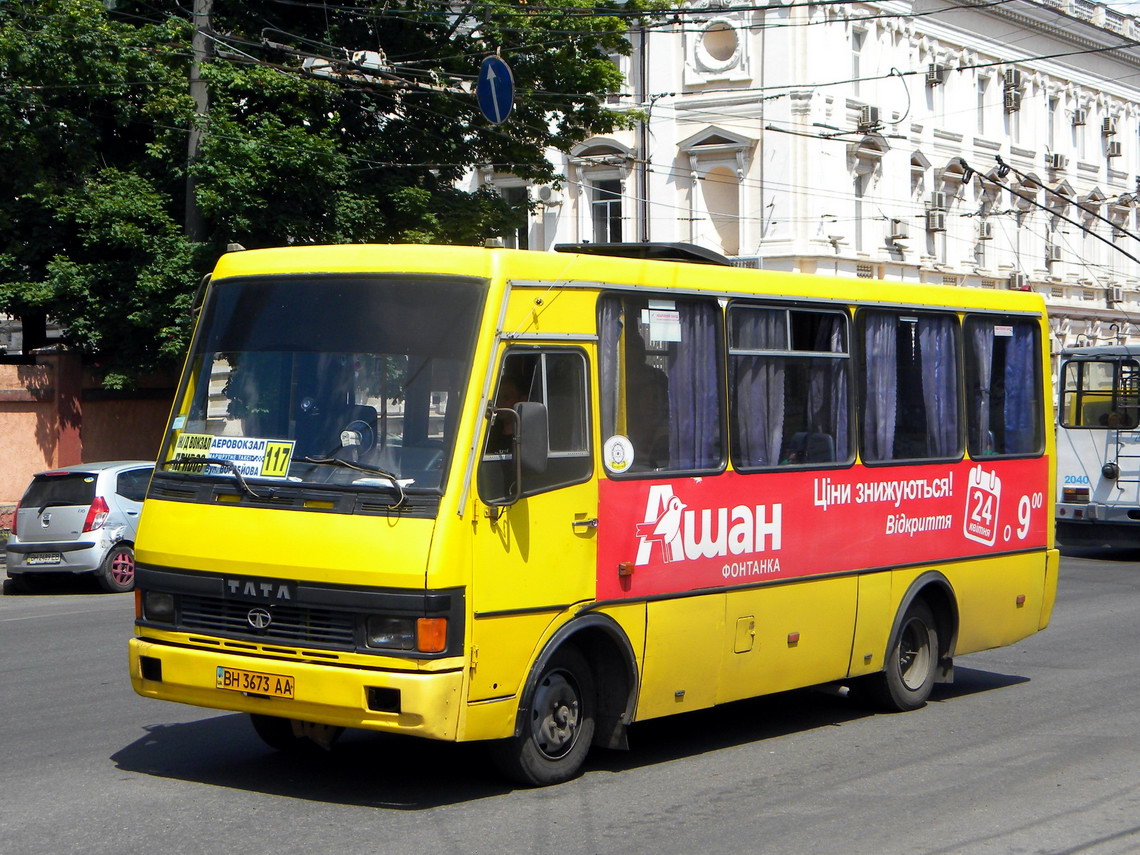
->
163, 274, 488, 493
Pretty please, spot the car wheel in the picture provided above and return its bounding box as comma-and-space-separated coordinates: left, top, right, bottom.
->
98, 544, 135, 593
490, 645, 596, 786
855, 599, 939, 712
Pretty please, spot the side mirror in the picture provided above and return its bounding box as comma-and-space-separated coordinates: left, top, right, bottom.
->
515, 402, 549, 476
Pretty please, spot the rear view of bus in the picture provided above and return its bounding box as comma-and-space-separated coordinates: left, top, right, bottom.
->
1056, 345, 1140, 547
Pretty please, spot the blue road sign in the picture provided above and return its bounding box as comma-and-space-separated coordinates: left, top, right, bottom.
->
477, 55, 514, 125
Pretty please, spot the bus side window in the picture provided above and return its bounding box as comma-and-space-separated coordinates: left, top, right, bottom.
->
477, 350, 592, 502
728, 304, 851, 469
598, 294, 724, 474
963, 317, 1043, 456
859, 310, 961, 463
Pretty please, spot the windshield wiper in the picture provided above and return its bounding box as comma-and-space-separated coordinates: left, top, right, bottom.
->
302, 456, 407, 508
161, 456, 263, 499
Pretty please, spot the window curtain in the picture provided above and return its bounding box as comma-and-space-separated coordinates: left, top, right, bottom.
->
731, 309, 787, 466
970, 322, 995, 455
862, 312, 897, 461
808, 315, 849, 460
918, 315, 959, 457
1003, 324, 1037, 452
598, 298, 625, 437
667, 301, 722, 469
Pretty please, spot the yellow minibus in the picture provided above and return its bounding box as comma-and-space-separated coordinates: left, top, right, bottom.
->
129, 243, 1057, 785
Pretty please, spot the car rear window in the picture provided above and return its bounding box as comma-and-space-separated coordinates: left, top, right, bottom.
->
22, 473, 97, 508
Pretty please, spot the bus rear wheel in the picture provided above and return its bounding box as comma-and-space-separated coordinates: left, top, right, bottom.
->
491, 646, 596, 786
858, 599, 939, 712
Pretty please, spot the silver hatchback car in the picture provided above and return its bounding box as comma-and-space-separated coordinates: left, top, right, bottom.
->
4, 461, 153, 593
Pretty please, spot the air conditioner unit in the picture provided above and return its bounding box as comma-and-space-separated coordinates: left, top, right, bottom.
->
858, 105, 881, 132
1004, 90, 1022, 113
888, 218, 909, 241
1047, 153, 1068, 170
1047, 244, 1063, 263
532, 185, 563, 206
1103, 117, 1118, 135
926, 64, 945, 86
1073, 108, 1088, 126
1003, 68, 1023, 89
926, 210, 947, 232
978, 220, 994, 240
1009, 272, 1030, 290
1109, 285, 1125, 304
929, 191, 948, 210
1107, 141, 1123, 158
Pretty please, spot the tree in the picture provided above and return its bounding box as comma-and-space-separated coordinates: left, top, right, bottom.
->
0, 0, 643, 384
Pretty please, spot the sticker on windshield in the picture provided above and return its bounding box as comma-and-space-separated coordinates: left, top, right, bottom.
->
172, 433, 295, 480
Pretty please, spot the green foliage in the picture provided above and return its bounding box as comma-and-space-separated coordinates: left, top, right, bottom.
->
0, 0, 645, 383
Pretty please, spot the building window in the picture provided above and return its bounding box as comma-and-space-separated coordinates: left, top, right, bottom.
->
591, 179, 623, 243
499, 186, 529, 250
852, 30, 866, 97
977, 78, 988, 135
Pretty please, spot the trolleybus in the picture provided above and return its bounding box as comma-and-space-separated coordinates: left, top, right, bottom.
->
1056, 343, 1140, 547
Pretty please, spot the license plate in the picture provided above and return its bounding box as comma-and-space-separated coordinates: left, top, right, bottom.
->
215, 666, 295, 699
26, 553, 61, 566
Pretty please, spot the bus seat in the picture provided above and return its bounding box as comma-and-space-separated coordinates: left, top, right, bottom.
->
788, 431, 835, 463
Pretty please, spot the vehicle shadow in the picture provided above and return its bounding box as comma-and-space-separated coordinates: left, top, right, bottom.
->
1060, 544, 1140, 563
110, 666, 1027, 807
1, 574, 106, 595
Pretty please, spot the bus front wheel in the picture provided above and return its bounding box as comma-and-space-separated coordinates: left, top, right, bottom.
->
491, 646, 596, 786
859, 599, 939, 712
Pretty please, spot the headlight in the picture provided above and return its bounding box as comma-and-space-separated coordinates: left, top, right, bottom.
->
365, 616, 415, 650
144, 591, 175, 622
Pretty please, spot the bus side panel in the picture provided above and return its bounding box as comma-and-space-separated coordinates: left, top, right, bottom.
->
847, 571, 893, 678
718, 577, 857, 704
950, 552, 1049, 654
637, 595, 724, 721
467, 613, 558, 702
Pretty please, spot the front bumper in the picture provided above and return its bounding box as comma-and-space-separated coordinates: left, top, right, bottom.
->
129, 636, 465, 741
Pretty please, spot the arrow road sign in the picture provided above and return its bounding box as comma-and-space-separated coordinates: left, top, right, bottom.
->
477, 55, 514, 125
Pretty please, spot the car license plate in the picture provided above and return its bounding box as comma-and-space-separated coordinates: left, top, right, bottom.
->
26, 553, 62, 566
215, 666, 295, 699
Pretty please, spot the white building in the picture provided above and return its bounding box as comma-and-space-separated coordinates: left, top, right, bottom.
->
476, 0, 1140, 356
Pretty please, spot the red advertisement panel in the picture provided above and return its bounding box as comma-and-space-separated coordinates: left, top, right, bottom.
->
596, 458, 1049, 601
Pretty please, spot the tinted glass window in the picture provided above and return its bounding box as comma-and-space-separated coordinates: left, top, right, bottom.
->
964, 317, 1043, 455
166, 275, 487, 493
859, 310, 961, 463
479, 349, 592, 500
22, 473, 97, 507
728, 305, 851, 468
598, 294, 724, 475
116, 468, 153, 502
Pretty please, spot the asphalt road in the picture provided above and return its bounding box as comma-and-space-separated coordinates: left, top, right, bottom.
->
1, 553, 1138, 855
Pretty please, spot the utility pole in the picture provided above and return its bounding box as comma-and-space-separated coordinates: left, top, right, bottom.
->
185, 0, 212, 242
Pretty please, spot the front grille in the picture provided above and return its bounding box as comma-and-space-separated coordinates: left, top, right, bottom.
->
180, 595, 356, 648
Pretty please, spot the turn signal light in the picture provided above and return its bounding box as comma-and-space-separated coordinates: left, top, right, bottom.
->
1062, 487, 1089, 504
417, 617, 448, 653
